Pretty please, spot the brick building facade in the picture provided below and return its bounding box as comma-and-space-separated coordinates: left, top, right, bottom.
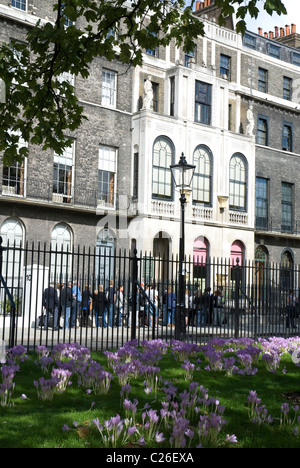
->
1, 0, 300, 280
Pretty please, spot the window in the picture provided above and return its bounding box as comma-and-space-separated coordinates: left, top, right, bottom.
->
11, 0, 26, 11
282, 123, 293, 152
185, 46, 196, 67
220, 54, 231, 80
151, 82, 159, 112
258, 68, 268, 93
229, 154, 247, 211
2, 131, 27, 196
51, 223, 72, 281
133, 151, 139, 199
283, 77, 292, 101
257, 116, 268, 146
98, 145, 117, 208
281, 182, 293, 233
170, 77, 175, 116
269, 44, 280, 59
61, 2, 73, 27
195, 81, 212, 125
292, 52, 300, 67
53, 143, 74, 203
192, 146, 212, 206
146, 31, 158, 57
152, 137, 174, 200
256, 177, 268, 230
102, 69, 117, 108
0, 218, 23, 277
244, 34, 257, 50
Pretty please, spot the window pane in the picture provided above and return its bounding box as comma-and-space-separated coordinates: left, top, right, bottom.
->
152, 137, 174, 200
102, 70, 117, 107
229, 155, 247, 210
192, 146, 211, 205
281, 182, 293, 232
98, 146, 116, 207
12, 0, 26, 10
195, 81, 212, 125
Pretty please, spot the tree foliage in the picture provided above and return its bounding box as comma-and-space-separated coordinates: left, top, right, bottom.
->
0, 0, 287, 165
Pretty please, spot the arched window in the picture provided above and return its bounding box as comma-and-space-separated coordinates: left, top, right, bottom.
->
152, 136, 174, 200
192, 146, 212, 205
50, 223, 72, 281
0, 218, 24, 277
229, 154, 247, 211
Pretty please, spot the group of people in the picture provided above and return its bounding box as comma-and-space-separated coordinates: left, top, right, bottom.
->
163, 286, 226, 328
41, 280, 125, 330
41, 279, 228, 331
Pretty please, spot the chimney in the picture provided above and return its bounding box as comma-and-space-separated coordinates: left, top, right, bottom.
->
280, 27, 285, 37
286, 25, 290, 35
274, 26, 279, 38
264, 32, 268, 38
269, 31, 274, 39
291, 24, 297, 34
204, 0, 208, 7
258, 27, 263, 36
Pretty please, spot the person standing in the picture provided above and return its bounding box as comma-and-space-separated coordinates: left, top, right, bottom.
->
93, 284, 107, 327
81, 284, 92, 327
42, 282, 59, 330
71, 281, 82, 328
286, 289, 297, 329
166, 285, 176, 326
115, 284, 124, 327
105, 280, 116, 328
60, 282, 72, 330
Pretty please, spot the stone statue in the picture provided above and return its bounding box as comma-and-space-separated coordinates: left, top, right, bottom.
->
142, 76, 153, 110
246, 103, 254, 136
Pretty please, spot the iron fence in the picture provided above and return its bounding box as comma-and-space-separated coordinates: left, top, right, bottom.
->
0, 240, 300, 351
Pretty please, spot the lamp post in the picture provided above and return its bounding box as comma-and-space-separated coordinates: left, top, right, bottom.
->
170, 153, 195, 341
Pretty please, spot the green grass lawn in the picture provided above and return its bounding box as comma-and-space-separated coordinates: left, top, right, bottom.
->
1, 338, 300, 449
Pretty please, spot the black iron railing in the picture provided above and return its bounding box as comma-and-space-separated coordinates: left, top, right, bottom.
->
0, 242, 300, 351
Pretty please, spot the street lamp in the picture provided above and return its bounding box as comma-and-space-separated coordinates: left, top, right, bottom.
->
170, 153, 195, 340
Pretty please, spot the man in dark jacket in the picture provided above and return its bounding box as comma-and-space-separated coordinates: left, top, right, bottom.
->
60, 283, 72, 329
42, 283, 59, 330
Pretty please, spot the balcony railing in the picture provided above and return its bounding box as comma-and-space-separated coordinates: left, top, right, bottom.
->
0, 179, 137, 214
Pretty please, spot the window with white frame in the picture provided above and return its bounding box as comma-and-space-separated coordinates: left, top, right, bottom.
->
102, 69, 117, 108
0, 218, 23, 277
98, 145, 117, 208
53, 142, 74, 203
152, 137, 174, 200
229, 154, 247, 211
11, 0, 27, 11
51, 223, 72, 281
2, 131, 27, 197
192, 146, 212, 206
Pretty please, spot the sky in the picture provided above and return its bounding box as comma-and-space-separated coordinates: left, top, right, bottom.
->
244, 0, 300, 35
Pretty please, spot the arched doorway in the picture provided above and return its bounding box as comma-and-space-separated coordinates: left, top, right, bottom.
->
96, 227, 115, 285
153, 231, 171, 283
280, 249, 294, 290
193, 237, 210, 290
255, 245, 269, 300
